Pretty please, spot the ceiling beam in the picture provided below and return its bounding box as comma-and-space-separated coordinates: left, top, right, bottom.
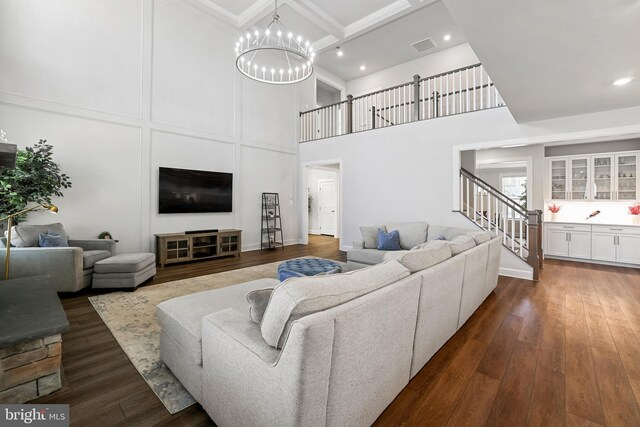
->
287, 0, 345, 39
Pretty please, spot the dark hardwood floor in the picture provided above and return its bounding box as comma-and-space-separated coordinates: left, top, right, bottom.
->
33, 236, 640, 427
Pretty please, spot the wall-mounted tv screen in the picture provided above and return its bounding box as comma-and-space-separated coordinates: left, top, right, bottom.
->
159, 167, 232, 214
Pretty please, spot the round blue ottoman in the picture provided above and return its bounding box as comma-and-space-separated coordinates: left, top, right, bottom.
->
277, 258, 342, 281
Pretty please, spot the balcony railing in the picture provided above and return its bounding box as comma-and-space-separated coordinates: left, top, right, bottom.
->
300, 63, 505, 143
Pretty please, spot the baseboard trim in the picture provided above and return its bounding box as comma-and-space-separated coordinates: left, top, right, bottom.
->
499, 267, 533, 281
242, 239, 299, 252
308, 230, 320, 235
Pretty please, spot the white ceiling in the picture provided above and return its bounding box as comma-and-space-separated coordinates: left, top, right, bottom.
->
443, 0, 640, 123
196, 0, 466, 81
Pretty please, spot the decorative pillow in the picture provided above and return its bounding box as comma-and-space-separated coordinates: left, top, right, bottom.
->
247, 288, 275, 324
427, 225, 470, 242
7, 223, 68, 248
360, 225, 386, 249
384, 221, 429, 250
395, 243, 452, 273
466, 231, 493, 245
261, 259, 410, 348
38, 232, 69, 248
377, 229, 402, 251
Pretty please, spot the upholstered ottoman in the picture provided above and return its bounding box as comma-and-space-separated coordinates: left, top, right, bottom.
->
92, 253, 156, 290
277, 257, 342, 281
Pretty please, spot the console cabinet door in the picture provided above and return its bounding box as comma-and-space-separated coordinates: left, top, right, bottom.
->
591, 232, 616, 262
617, 234, 640, 264
568, 231, 591, 259
546, 230, 569, 257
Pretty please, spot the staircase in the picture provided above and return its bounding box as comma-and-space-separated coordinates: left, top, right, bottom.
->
459, 168, 543, 280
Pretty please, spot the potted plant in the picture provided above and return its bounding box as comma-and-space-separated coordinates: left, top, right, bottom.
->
547, 203, 561, 221
98, 231, 113, 240
0, 138, 72, 227
628, 203, 640, 225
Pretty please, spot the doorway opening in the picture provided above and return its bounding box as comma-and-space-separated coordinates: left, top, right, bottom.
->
305, 163, 340, 242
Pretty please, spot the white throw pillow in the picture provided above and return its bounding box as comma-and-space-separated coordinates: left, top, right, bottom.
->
261, 259, 410, 348
446, 235, 477, 255
384, 221, 429, 250
360, 225, 386, 249
466, 231, 493, 245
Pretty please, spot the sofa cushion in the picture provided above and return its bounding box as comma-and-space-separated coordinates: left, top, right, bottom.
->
82, 250, 112, 269
384, 221, 428, 250
157, 278, 280, 365
261, 259, 411, 348
347, 249, 388, 265
360, 225, 386, 249
427, 225, 472, 242
445, 235, 477, 255
393, 242, 452, 273
466, 230, 493, 245
8, 223, 68, 248
377, 229, 401, 250
38, 232, 69, 248
247, 287, 275, 323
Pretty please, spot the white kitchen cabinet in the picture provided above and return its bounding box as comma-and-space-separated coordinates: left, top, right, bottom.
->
591, 225, 640, 265
546, 151, 639, 201
545, 223, 591, 259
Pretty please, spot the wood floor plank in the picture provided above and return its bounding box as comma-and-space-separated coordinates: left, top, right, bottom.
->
485, 340, 538, 427
566, 412, 604, 427
476, 314, 524, 380
528, 366, 566, 427
444, 372, 500, 427
591, 347, 640, 426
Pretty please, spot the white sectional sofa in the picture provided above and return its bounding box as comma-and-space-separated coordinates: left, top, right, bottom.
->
157, 223, 501, 427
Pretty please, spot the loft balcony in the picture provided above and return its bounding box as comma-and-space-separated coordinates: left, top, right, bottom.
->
300, 63, 505, 143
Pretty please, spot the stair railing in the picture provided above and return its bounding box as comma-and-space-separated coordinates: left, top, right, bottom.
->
299, 63, 505, 142
460, 168, 543, 280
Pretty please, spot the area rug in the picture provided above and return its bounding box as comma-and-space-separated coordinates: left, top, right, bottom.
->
88, 260, 284, 414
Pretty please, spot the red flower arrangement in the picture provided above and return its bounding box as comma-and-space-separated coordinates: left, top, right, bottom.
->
629, 203, 640, 216
547, 203, 561, 214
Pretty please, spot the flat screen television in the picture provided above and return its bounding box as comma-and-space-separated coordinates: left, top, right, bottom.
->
158, 167, 232, 214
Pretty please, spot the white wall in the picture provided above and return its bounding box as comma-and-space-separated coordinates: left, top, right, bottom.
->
307, 167, 339, 234
346, 43, 479, 97
0, 0, 301, 253
299, 104, 640, 278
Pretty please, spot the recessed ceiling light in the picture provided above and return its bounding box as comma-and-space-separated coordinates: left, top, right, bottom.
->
443, 34, 451, 41
360, 65, 366, 71
613, 77, 633, 86
337, 51, 343, 57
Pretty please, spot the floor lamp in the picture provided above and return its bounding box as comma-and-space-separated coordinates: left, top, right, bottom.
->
1, 203, 58, 280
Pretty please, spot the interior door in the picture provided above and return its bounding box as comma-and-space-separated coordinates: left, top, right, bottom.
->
318, 179, 337, 236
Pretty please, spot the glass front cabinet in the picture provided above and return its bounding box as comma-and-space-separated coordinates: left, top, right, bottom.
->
547, 152, 639, 201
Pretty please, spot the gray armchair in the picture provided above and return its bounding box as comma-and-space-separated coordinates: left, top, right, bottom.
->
0, 233, 116, 292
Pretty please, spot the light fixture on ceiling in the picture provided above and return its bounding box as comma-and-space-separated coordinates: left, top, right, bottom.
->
613, 77, 633, 86
443, 34, 451, 41
336, 47, 343, 57
234, 0, 313, 85
360, 65, 366, 71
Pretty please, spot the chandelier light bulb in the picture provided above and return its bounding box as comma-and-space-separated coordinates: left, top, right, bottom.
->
288, 32, 293, 38
265, 29, 270, 36
305, 40, 309, 47
297, 35, 302, 43
277, 30, 282, 37
254, 30, 259, 37
246, 33, 251, 40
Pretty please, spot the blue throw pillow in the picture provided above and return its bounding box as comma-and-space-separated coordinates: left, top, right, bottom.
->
39, 232, 69, 248
377, 229, 401, 250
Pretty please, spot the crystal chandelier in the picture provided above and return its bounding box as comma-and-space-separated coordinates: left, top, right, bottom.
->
235, 0, 314, 85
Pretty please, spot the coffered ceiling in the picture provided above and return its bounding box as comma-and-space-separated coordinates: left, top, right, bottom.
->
194, 0, 466, 80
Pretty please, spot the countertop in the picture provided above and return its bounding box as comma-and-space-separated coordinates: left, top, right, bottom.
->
545, 220, 640, 228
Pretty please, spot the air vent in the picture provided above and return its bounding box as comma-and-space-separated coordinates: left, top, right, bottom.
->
411, 37, 437, 53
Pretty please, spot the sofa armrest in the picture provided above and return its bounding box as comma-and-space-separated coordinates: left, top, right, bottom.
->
0, 247, 84, 292
201, 308, 334, 427
68, 239, 116, 255
352, 240, 364, 249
